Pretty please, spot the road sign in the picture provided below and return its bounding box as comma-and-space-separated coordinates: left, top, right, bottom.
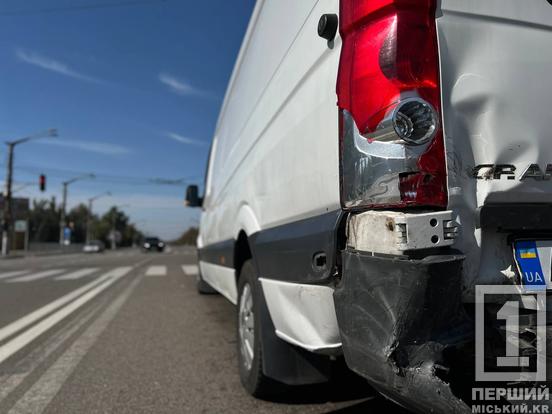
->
14, 220, 27, 232
63, 227, 71, 245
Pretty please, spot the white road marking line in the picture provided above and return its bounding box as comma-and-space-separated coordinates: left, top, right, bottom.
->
6, 272, 143, 414
7, 269, 65, 283
54, 268, 99, 281
0, 266, 132, 365
145, 265, 166, 276
0, 270, 29, 281
181, 265, 198, 276
0, 297, 100, 402
0, 269, 125, 344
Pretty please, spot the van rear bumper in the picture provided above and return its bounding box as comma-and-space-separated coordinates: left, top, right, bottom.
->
334, 249, 472, 413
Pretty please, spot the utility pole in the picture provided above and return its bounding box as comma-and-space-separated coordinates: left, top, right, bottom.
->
86, 191, 110, 244
1, 129, 57, 256
110, 204, 129, 250
59, 174, 95, 245
2, 144, 15, 256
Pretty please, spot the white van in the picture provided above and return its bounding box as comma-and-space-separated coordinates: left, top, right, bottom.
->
186, 1, 552, 412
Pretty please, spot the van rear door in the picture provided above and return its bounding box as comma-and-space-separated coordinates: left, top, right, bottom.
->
438, 0, 552, 294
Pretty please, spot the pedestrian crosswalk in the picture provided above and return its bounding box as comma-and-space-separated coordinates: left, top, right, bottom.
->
1, 268, 112, 283
0, 270, 29, 280
145, 265, 166, 277
181, 265, 199, 276
8, 269, 66, 283
0, 264, 199, 283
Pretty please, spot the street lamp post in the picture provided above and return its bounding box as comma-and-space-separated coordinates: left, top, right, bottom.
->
59, 174, 95, 245
1, 129, 57, 256
111, 204, 130, 250
86, 191, 111, 243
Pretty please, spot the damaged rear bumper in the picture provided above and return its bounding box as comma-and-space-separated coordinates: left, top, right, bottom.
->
334, 249, 473, 413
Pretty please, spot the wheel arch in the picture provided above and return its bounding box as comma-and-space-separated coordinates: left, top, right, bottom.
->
234, 230, 253, 282
232, 206, 332, 386
233, 204, 261, 281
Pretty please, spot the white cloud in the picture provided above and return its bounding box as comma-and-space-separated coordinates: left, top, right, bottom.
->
158, 72, 209, 97
16, 48, 103, 84
165, 132, 205, 146
39, 139, 130, 156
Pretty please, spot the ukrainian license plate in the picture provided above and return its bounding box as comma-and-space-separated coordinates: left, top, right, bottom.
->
513, 240, 552, 291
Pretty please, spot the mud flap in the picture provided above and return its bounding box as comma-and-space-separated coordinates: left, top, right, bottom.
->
257, 278, 332, 386
334, 249, 473, 413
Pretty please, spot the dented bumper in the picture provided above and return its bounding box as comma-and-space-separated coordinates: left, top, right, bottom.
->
334, 249, 473, 413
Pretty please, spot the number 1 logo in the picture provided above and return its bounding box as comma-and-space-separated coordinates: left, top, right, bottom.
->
475, 285, 546, 382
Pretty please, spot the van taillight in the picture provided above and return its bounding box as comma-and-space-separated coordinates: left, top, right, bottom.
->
337, 0, 447, 209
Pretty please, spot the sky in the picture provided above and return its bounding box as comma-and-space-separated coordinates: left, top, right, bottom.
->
0, 0, 256, 240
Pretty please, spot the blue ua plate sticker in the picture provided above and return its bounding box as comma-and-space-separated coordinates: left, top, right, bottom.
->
514, 240, 547, 290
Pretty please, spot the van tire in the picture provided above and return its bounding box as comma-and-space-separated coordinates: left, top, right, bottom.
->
196, 271, 217, 294
237, 260, 276, 398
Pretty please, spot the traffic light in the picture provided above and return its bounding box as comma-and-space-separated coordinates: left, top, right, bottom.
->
39, 174, 46, 192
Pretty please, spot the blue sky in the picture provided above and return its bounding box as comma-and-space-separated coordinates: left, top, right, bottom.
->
0, 0, 256, 239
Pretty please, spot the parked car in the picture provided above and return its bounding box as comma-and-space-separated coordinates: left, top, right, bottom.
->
187, 1, 551, 412
142, 237, 165, 252
82, 240, 105, 253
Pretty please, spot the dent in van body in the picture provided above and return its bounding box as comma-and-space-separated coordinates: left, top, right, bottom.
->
438, 0, 552, 300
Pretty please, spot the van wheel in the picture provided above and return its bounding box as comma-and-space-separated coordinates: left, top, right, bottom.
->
237, 260, 275, 397
196, 270, 217, 294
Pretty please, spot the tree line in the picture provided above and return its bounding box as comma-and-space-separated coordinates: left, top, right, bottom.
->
28, 198, 143, 246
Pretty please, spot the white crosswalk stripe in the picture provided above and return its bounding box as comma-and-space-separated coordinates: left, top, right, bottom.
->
8, 269, 66, 283
145, 265, 166, 276
55, 268, 99, 281
0, 270, 30, 280
181, 265, 198, 276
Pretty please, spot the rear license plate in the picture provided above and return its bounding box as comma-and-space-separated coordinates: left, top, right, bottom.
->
513, 240, 552, 291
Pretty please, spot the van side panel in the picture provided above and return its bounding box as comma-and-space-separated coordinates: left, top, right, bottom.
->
200, 0, 341, 279
198, 0, 342, 354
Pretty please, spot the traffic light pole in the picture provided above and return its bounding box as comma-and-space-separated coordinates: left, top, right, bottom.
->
1, 143, 14, 256
0, 129, 57, 256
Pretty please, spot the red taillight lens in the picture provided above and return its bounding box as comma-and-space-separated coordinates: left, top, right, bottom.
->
337, 0, 447, 209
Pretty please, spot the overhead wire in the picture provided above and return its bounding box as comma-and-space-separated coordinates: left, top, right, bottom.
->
9, 164, 201, 187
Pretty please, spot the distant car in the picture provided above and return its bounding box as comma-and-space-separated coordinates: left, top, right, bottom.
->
83, 240, 105, 253
142, 237, 165, 252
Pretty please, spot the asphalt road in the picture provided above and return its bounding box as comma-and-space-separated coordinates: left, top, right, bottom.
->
0, 246, 407, 414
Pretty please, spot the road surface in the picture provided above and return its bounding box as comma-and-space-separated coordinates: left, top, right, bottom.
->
0, 247, 406, 413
